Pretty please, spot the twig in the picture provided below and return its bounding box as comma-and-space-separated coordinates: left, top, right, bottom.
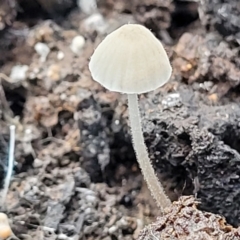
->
0, 125, 16, 207
0, 74, 14, 118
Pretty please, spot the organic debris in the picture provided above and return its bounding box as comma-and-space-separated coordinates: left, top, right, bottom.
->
138, 196, 240, 240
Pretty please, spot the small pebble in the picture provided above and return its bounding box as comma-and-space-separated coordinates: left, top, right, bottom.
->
58, 233, 68, 239
85, 195, 97, 203
70, 36, 85, 55
84, 207, 93, 215
161, 93, 182, 109
76, 187, 95, 196
34, 42, 50, 62
47, 64, 61, 81
77, 0, 97, 15
9, 65, 29, 83
108, 225, 118, 234
83, 13, 108, 34
57, 51, 65, 60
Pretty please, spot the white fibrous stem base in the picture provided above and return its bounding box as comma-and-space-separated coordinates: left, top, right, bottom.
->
127, 94, 171, 211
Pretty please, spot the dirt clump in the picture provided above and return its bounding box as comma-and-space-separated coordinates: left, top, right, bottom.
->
138, 196, 240, 240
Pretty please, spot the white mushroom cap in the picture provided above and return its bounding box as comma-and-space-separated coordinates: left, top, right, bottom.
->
89, 24, 172, 94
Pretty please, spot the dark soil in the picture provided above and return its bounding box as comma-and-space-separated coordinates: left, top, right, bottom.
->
0, 0, 240, 239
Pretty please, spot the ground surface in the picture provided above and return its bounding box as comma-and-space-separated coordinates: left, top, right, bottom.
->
0, 0, 240, 239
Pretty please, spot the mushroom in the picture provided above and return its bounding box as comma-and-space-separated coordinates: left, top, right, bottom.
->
89, 24, 172, 210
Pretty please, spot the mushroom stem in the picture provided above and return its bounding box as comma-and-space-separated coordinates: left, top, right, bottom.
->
127, 94, 171, 210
